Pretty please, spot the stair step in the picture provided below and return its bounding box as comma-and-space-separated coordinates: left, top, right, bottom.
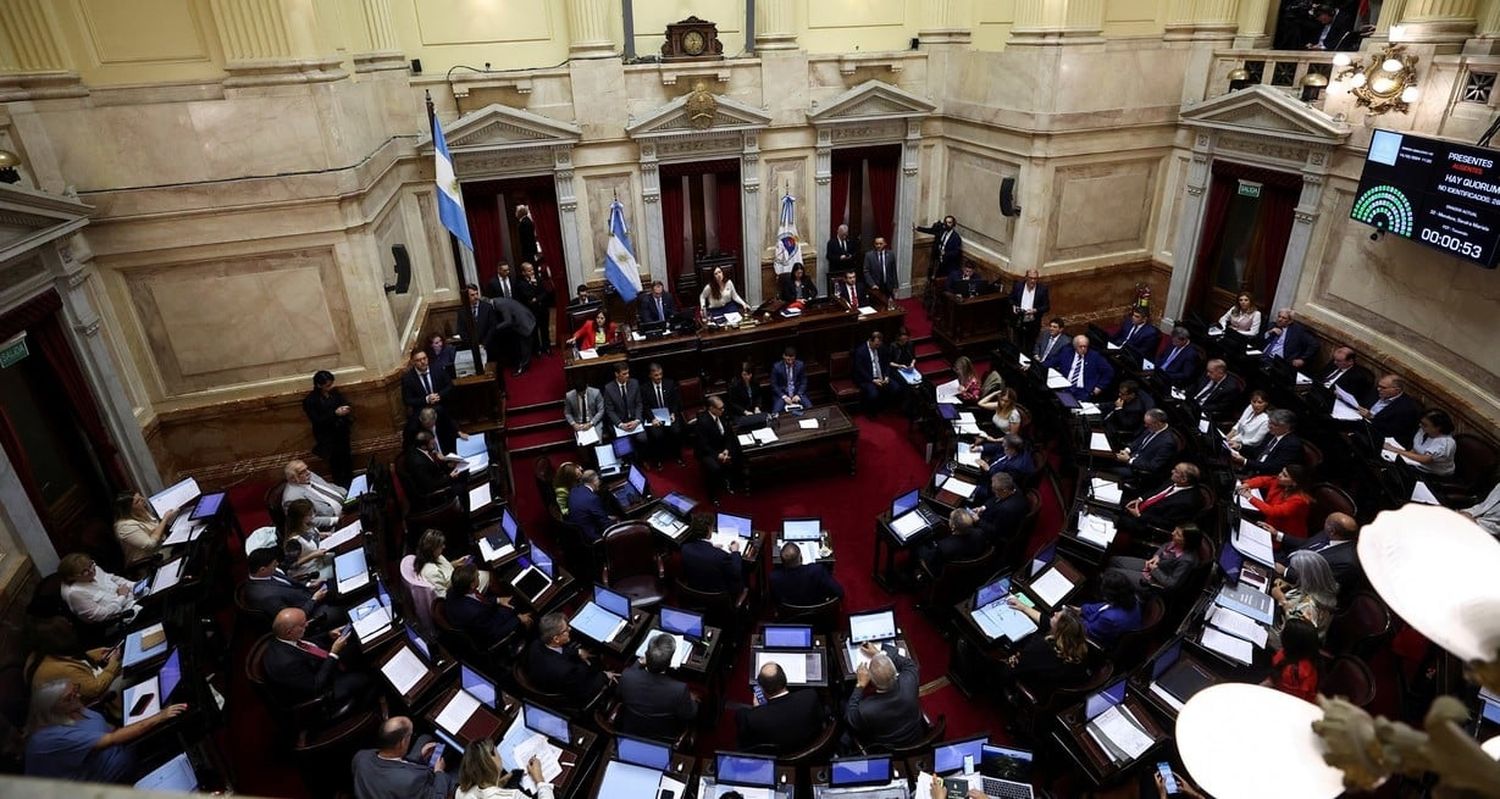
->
510, 439, 577, 459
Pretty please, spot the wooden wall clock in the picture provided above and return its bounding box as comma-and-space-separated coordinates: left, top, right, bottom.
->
662, 16, 723, 61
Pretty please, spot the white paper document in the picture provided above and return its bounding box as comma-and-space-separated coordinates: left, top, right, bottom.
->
468, 483, 493, 510
1206, 604, 1268, 648
1245, 348, 1264, 356
352, 604, 392, 642
1232, 519, 1276, 567
1030, 567, 1075, 607
1331, 387, 1363, 420
380, 646, 427, 695
149, 478, 201, 518
1089, 432, 1113, 452
935, 379, 963, 404
1141, 359, 1155, 372
940, 476, 977, 499
798, 418, 819, 430
793, 541, 822, 565
478, 536, 515, 563
956, 442, 982, 468
890, 512, 927, 541
1411, 481, 1441, 505
321, 520, 363, 550
576, 349, 600, 360
435, 690, 481, 735
123, 680, 160, 726
576, 427, 601, 446
614, 424, 645, 438
857, 305, 877, 316
970, 602, 1036, 642
1094, 704, 1154, 759
161, 514, 206, 547
721, 311, 744, 325
1236, 486, 1263, 512
1208, 325, 1224, 336
1046, 369, 1071, 389
1200, 626, 1254, 664
751, 428, 779, 444
1076, 512, 1117, 548
1090, 478, 1123, 506
1018, 354, 1032, 368
709, 532, 744, 553
1198, 418, 1211, 434
737, 433, 755, 446
150, 558, 185, 594
1075, 402, 1102, 417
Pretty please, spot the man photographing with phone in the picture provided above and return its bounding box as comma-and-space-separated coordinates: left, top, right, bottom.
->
352, 716, 453, 799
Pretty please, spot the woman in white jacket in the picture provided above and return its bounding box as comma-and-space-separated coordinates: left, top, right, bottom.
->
455, 744, 551, 799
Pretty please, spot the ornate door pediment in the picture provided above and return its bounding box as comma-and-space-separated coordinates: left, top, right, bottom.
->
807, 79, 935, 127
416, 104, 582, 178
1180, 85, 1351, 146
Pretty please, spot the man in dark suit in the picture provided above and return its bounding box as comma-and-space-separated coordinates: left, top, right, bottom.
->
515, 204, 539, 263
1112, 409, 1176, 483
1110, 308, 1161, 360
524, 613, 609, 709
863, 236, 898, 299
1118, 462, 1204, 536
619, 633, 698, 740
487, 296, 536, 377
444, 564, 529, 642
637, 280, 678, 327
771, 348, 810, 414
973, 473, 1029, 547
602, 362, 645, 438
1188, 359, 1243, 422
971, 435, 1036, 505
402, 431, 455, 502
1033, 317, 1070, 370
1058, 335, 1115, 402
403, 406, 462, 457
566, 470, 614, 541
517, 262, 554, 355
488, 263, 519, 301
303, 370, 353, 487
695, 397, 743, 501
851, 331, 894, 413
845, 642, 923, 749
1303, 4, 1357, 51
769, 543, 844, 606
642, 362, 684, 468
1319, 346, 1375, 404
947, 262, 983, 298
1103, 380, 1153, 446
1009, 269, 1051, 351
737, 662, 825, 753
400, 349, 452, 417
915, 215, 961, 280
457, 284, 499, 368
1262, 308, 1319, 370
1156, 327, 1202, 388
1358, 374, 1422, 447
1235, 409, 1304, 477
263, 607, 371, 709
922, 475, 1025, 574
826, 224, 859, 279
834, 270, 867, 309
243, 548, 346, 629
1277, 512, 1362, 595
680, 533, 743, 597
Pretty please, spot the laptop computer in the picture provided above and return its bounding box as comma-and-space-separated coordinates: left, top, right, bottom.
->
189, 492, 225, 521
647, 492, 695, 538
1148, 639, 1216, 711
404, 623, 433, 662
333, 547, 371, 594
934, 734, 987, 776
761, 624, 813, 649
616, 733, 673, 770
849, 609, 897, 645
523, 701, 570, 743
595, 443, 625, 478
511, 544, 555, 603
570, 584, 633, 644
979, 744, 1036, 798
460, 664, 497, 709
716, 752, 778, 791
612, 465, 649, 508
123, 648, 184, 725
1029, 542, 1056, 578
713, 512, 754, 547
659, 606, 704, 640
1084, 678, 1128, 723
752, 647, 827, 687
134, 751, 199, 793
889, 488, 941, 541
831, 755, 893, 788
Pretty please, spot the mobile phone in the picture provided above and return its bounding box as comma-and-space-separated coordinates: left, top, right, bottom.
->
129, 691, 156, 718
657, 791, 675, 799
1158, 762, 1180, 794
751, 682, 767, 705
962, 754, 975, 775
428, 743, 446, 770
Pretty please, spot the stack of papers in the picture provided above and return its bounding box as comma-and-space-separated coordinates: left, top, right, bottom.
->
970, 601, 1036, 641
1235, 485, 1263, 512
751, 428, 778, 444
1018, 353, 1033, 368
124, 623, 169, 667
1088, 704, 1154, 762
576, 349, 600, 360
161, 514, 206, 546
515, 733, 564, 791
790, 540, 822, 565
798, 418, 820, 430
1089, 432, 1113, 453
1215, 585, 1275, 624
857, 305, 877, 316
457, 436, 489, 474
1030, 567, 1075, 607
1295, 372, 1313, 386
737, 433, 756, 447
150, 558, 186, 594
935, 379, 963, 404
939, 475, 977, 499
1046, 369, 1071, 390
149, 478, 201, 518
322, 520, 363, 550
635, 633, 690, 668
890, 512, 928, 542
576, 427, 601, 446
708, 531, 745, 552
468, 483, 493, 511
721, 311, 744, 325
954, 411, 980, 435
380, 646, 428, 695
351, 603, 393, 642
1245, 348, 1264, 356
435, 690, 481, 736
1231, 520, 1275, 567
1075, 402, 1102, 417
1089, 478, 1123, 506
1200, 626, 1254, 664
956, 442, 983, 469
614, 424, 645, 438
1076, 513, 1117, 548
1206, 604, 1268, 648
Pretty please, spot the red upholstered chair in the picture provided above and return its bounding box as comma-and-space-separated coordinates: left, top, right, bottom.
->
602, 522, 666, 610
828, 351, 859, 407
1309, 483, 1358, 532
1319, 655, 1377, 708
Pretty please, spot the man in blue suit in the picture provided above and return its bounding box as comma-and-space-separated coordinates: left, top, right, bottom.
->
772, 347, 810, 414
1111, 409, 1176, 483
566, 470, 614, 541
770, 543, 844, 606
1261, 308, 1319, 370
971, 434, 1036, 504
637, 280, 678, 326
1109, 308, 1161, 360
915, 215, 962, 279
1156, 327, 1202, 389
1058, 335, 1113, 401
1033, 317, 1070, 370
851, 331, 894, 413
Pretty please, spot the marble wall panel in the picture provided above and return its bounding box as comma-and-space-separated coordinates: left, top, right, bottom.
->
583, 172, 636, 279
414, 0, 558, 45
943, 147, 1017, 256
1048, 159, 1156, 261
808, 0, 907, 28
127, 248, 361, 396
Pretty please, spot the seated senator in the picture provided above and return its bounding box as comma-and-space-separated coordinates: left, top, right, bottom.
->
737, 661, 825, 754
25, 678, 185, 783
999, 606, 1090, 700
770, 543, 844, 607
1103, 524, 1204, 595
844, 642, 923, 749
771, 347, 810, 414
566, 470, 615, 542
778, 263, 818, 303
57, 553, 138, 626
1011, 571, 1143, 650
445, 563, 528, 643
1239, 465, 1313, 542
523, 613, 608, 708
618, 633, 698, 740
1383, 409, 1457, 477
1225, 390, 1272, 452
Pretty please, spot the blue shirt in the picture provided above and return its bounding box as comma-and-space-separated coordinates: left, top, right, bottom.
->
25, 709, 136, 783
1081, 601, 1143, 649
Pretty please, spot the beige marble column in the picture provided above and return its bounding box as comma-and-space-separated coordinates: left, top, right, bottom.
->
919, 0, 973, 45
1397, 0, 1478, 44
1234, 0, 1274, 46
0, 0, 86, 99
1163, 0, 1198, 40
352, 0, 406, 73
1194, 0, 1241, 38
565, 0, 615, 58
208, 0, 345, 86
755, 0, 798, 51
1010, 0, 1106, 45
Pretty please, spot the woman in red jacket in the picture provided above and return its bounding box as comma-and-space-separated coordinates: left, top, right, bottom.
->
1239, 463, 1312, 542
571, 309, 617, 352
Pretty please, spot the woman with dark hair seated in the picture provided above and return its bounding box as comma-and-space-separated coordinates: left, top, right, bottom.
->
1239, 464, 1313, 542
998, 605, 1090, 698
778, 263, 818, 303
726, 361, 764, 418
1384, 409, 1457, 477
1102, 524, 1204, 594
1263, 618, 1321, 703
571, 309, 617, 352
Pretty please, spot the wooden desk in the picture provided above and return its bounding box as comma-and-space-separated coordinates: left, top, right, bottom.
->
740, 405, 859, 493
632, 620, 728, 681
448, 372, 504, 431
871, 508, 943, 592
1050, 691, 1170, 787
571, 605, 653, 664
833, 636, 919, 684
932, 290, 1010, 356
497, 561, 578, 619
586, 746, 697, 799
421, 683, 507, 749
471, 520, 528, 572
697, 758, 798, 799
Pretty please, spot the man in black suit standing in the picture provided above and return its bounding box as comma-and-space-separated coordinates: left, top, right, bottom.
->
517, 262, 554, 356
637, 280, 678, 327
1008, 269, 1050, 351
602, 362, 644, 440
1188, 359, 1242, 423
1112, 409, 1176, 484
524, 613, 610, 709
401, 349, 452, 417
488, 262, 518, 301
737, 662, 825, 753
1358, 374, 1422, 447
1319, 346, 1375, 404
243, 547, 346, 629
845, 642, 923, 749
618, 633, 698, 740
863, 236, 898, 300
695, 397, 743, 502
263, 607, 371, 710
1234, 409, 1304, 477
488, 296, 536, 377
458, 283, 499, 373
770, 543, 843, 606
1118, 462, 1203, 537
915, 215, 962, 281
680, 532, 743, 597
826, 224, 859, 281
642, 362, 684, 468
851, 331, 894, 414
515, 204, 539, 264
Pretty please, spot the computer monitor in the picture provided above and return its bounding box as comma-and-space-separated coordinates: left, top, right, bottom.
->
830, 755, 892, 787
524, 703, 570, 742
627, 465, 648, 495
1084, 678, 1128, 722
616, 734, 672, 771
782, 518, 821, 541
1151, 640, 1183, 681
461, 665, 496, 708
530, 544, 554, 579
404, 624, 431, 661
848, 609, 897, 644
612, 436, 634, 458
334, 548, 367, 581
190, 492, 225, 521
594, 584, 632, 619
659, 606, 704, 640
134, 752, 198, 792
662, 492, 696, 516
762, 624, 813, 649
716, 752, 777, 788
891, 489, 920, 518
938, 403, 959, 420
934, 735, 987, 775
716, 512, 753, 538
1484, 696, 1500, 725
1218, 539, 1245, 579
977, 572, 1014, 606
501, 508, 519, 540
159, 649, 182, 701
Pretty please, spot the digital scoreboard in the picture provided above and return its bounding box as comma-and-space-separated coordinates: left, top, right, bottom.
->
1351, 129, 1500, 269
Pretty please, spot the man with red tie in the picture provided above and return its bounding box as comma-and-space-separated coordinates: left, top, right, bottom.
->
836, 270, 867, 309
262, 607, 372, 712
1117, 462, 1204, 537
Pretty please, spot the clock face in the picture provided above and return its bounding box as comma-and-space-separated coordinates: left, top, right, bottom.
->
683, 30, 706, 55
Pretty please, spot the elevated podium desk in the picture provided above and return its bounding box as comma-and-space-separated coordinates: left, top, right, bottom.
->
931, 289, 1010, 357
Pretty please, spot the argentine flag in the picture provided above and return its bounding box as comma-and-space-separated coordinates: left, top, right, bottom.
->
773, 192, 802, 275
604, 200, 643, 302
432, 114, 473, 251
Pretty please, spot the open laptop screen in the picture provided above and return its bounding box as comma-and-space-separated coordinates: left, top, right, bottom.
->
662, 492, 695, 515
627, 465, 648, 495
135, 752, 198, 792
524, 703, 569, 742
717, 513, 753, 537
762, 625, 813, 649
831, 756, 891, 787
1151, 640, 1183, 681
848, 609, 896, 644
891, 489, 920, 518
782, 518, 821, 540
159, 649, 182, 701
616, 734, 672, 771
501, 508, 519, 540
530, 544, 554, 579
461, 665, 495, 708
934, 735, 987, 775
980, 744, 1034, 782
975, 577, 1011, 609
1084, 678, 1128, 721
659, 607, 703, 639
594, 584, 632, 619
190, 492, 225, 520
716, 753, 776, 788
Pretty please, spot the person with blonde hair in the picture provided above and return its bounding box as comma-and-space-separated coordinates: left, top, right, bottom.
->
552, 461, 583, 517
455, 739, 550, 799
113, 492, 175, 566
1001, 606, 1090, 697
414, 528, 485, 594
57, 553, 137, 624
